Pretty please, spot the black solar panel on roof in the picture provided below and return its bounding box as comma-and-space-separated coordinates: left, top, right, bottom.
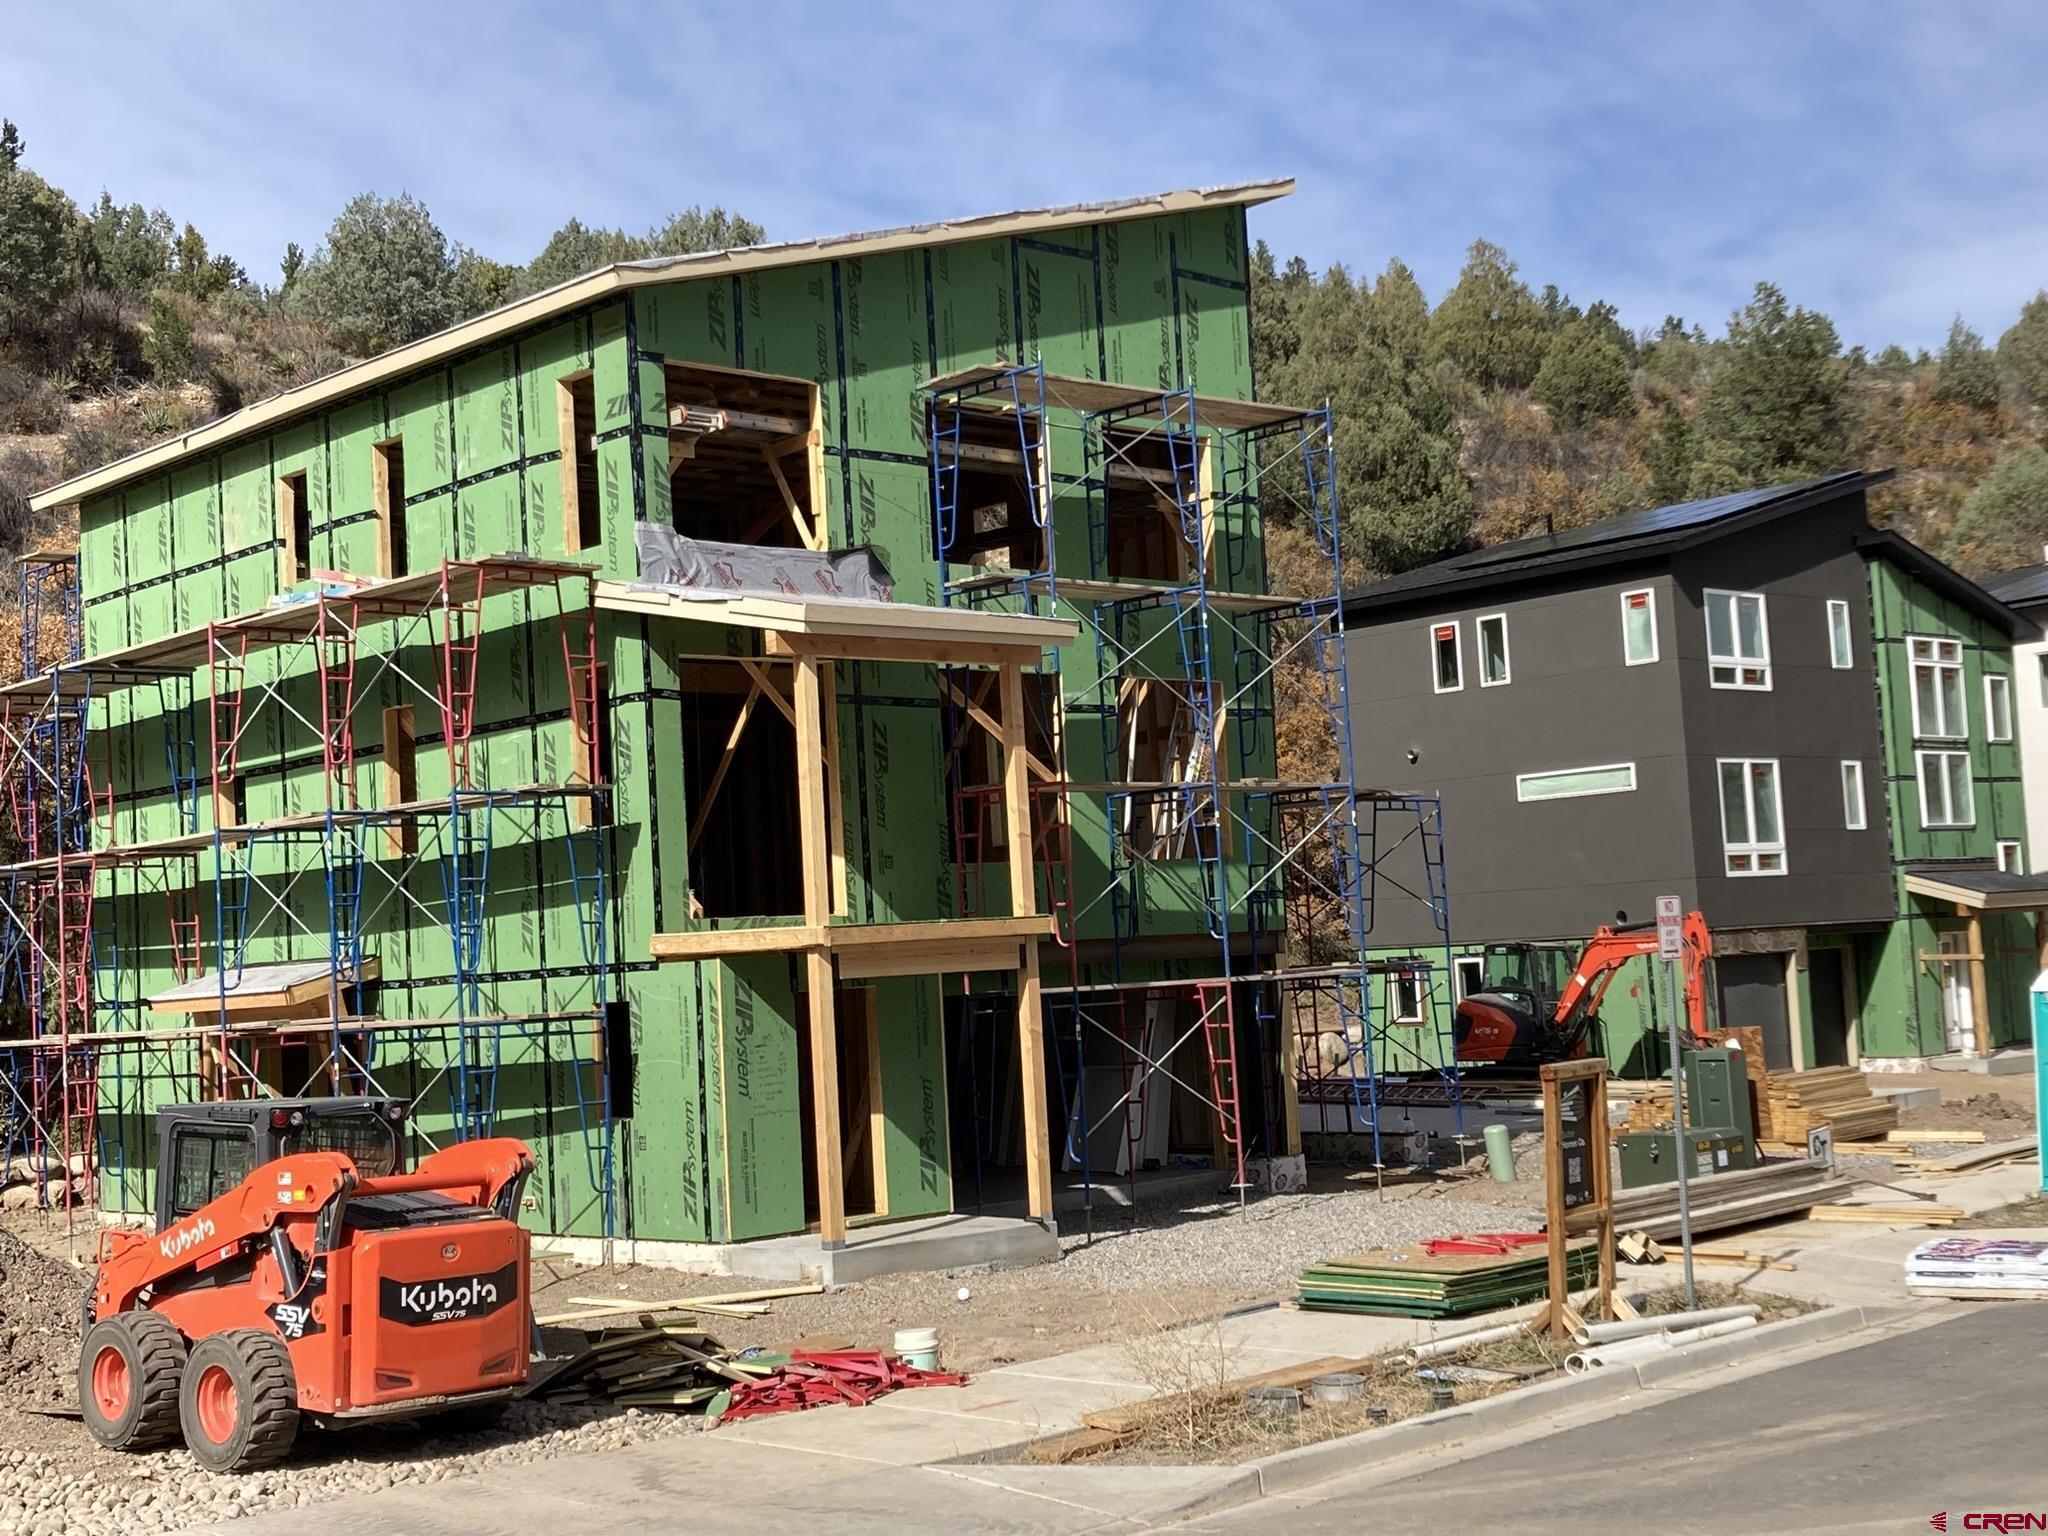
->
1448, 480, 1851, 570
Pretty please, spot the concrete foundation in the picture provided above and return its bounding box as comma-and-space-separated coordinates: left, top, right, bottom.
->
552, 1212, 1061, 1284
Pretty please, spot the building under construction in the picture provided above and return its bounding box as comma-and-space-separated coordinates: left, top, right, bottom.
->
6, 181, 1459, 1265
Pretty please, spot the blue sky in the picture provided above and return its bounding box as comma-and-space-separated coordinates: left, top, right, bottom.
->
6, 1, 2045, 353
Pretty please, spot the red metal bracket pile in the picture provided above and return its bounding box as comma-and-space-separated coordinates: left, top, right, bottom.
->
1422, 1232, 1547, 1257
718, 1350, 969, 1422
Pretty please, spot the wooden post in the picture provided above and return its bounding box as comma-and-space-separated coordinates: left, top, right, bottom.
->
1540, 1058, 1614, 1339
795, 656, 845, 1246
999, 662, 1053, 1221
1965, 905, 1992, 1056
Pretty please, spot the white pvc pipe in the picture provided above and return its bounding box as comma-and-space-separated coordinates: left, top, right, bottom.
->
1402, 1319, 1534, 1364
1564, 1312, 1759, 1373
1572, 1304, 1759, 1345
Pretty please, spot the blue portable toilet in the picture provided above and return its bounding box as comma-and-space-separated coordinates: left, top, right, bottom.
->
2034, 971, 2048, 1193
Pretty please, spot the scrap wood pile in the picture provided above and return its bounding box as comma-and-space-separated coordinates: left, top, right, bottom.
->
1297, 1233, 1597, 1319
1764, 1068, 1897, 1143
527, 1302, 966, 1423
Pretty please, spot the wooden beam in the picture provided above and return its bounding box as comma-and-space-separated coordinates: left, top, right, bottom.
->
649, 925, 824, 961
739, 657, 796, 728
940, 673, 1055, 784
805, 948, 846, 1246
795, 656, 832, 926
838, 940, 1022, 981
761, 446, 824, 552
827, 916, 1055, 949
1018, 941, 1052, 1221
822, 660, 846, 918
1966, 908, 1992, 1056
1000, 663, 1037, 920
764, 632, 1048, 669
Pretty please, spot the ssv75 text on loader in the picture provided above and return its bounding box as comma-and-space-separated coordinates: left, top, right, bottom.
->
79, 1097, 535, 1473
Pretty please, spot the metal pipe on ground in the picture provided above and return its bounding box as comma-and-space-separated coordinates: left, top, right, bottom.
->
1400, 1319, 1533, 1364
1572, 1304, 1760, 1345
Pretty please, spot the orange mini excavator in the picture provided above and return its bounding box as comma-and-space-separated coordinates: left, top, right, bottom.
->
79, 1097, 535, 1473
1454, 910, 1713, 1069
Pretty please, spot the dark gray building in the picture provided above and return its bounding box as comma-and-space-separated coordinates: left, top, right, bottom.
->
1343, 471, 2038, 1073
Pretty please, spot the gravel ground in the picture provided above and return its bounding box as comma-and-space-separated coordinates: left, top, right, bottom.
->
1, 1169, 1540, 1531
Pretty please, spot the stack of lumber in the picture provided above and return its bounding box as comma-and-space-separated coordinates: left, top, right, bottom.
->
1618, 1083, 1674, 1135
1763, 1068, 1898, 1143
1895, 1135, 2038, 1177
1298, 1239, 1597, 1318
1808, 1201, 1963, 1226
1907, 1236, 2048, 1300
1596, 1158, 1855, 1241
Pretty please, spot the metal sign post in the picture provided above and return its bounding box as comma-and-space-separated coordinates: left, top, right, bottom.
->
1656, 894, 1697, 1308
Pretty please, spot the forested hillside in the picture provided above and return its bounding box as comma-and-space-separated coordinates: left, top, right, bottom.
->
1252, 241, 2048, 586
3, 106, 2047, 655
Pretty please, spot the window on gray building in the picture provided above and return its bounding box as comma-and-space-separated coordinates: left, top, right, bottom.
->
1706, 590, 1770, 689
1916, 748, 1975, 828
1841, 760, 1866, 830
1431, 621, 1463, 693
1477, 613, 1510, 686
1621, 588, 1657, 665
1516, 763, 1637, 801
1719, 758, 1785, 875
1827, 599, 1853, 669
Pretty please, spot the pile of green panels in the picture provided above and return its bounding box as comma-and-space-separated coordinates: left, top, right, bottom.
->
1296, 1242, 1598, 1319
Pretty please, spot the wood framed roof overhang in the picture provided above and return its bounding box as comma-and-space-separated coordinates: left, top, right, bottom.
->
925, 364, 1317, 433
594, 580, 1078, 666
31, 180, 1293, 515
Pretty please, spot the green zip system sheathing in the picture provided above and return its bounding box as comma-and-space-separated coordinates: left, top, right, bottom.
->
40, 199, 1289, 1245
1856, 557, 2031, 1056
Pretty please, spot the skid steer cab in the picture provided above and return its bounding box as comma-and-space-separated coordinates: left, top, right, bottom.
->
80, 1097, 535, 1474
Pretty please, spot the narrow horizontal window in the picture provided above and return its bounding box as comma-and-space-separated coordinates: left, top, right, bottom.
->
1620, 588, 1657, 666
1477, 613, 1511, 687
1516, 763, 1637, 801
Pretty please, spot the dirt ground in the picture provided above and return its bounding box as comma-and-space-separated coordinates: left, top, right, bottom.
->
1894, 1090, 2036, 1138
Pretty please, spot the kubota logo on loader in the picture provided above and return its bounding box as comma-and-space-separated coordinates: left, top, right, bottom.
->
157, 1215, 217, 1261
379, 1261, 519, 1326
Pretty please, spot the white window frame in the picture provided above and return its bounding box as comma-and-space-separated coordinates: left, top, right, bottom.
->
1705, 589, 1772, 690
1908, 635, 1967, 740
1985, 673, 2013, 743
1453, 955, 1486, 1001
2037, 653, 2048, 710
1841, 759, 1866, 830
1476, 612, 1511, 687
1827, 599, 1853, 669
1388, 972, 1426, 1025
1620, 588, 1658, 666
1515, 762, 1638, 802
1998, 839, 2026, 875
1718, 757, 1787, 876
1916, 748, 1976, 829
1430, 621, 1463, 694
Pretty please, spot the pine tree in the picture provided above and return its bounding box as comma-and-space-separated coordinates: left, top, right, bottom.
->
1647, 398, 1694, 504
1429, 240, 1551, 392
1531, 315, 1634, 428
1687, 283, 1847, 495
1934, 315, 2000, 410
1999, 292, 2048, 406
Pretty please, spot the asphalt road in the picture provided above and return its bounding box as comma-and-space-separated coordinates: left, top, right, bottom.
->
1178, 1307, 2048, 1536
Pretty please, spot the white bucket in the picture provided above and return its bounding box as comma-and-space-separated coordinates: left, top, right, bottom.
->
894, 1326, 940, 1371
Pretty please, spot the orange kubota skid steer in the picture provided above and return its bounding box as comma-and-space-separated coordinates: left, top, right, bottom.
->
80, 1098, 535, 1473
